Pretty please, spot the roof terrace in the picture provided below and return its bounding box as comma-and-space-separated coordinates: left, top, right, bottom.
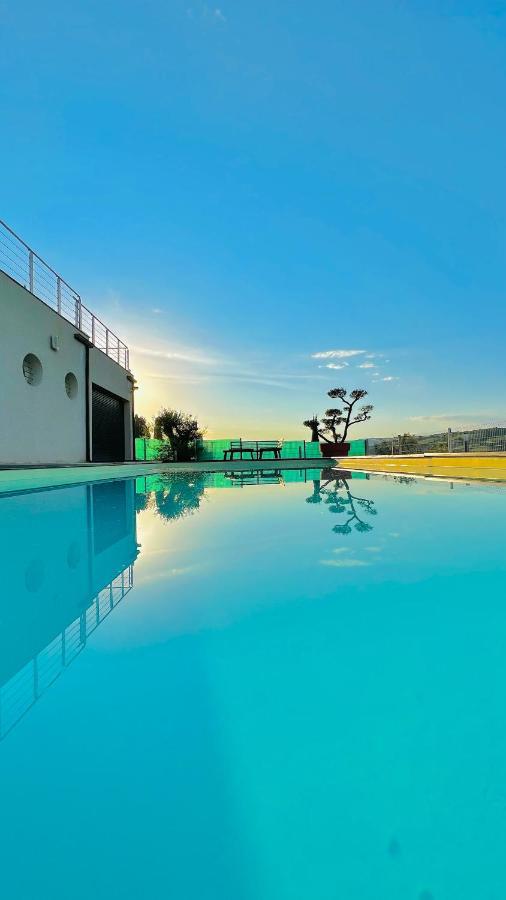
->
0, 219, 129, 370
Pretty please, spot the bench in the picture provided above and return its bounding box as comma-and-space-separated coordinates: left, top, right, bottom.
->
223, 440, 282, 461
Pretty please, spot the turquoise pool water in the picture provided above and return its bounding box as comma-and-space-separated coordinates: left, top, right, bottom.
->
1, 468, 505, 899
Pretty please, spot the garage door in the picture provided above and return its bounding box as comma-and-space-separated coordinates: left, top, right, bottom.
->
92, 385, 125, 462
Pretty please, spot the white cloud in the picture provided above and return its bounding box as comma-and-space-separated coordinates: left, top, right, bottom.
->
312, 349, 366, 359
318, 363, 348, 370
382, 376, 399, 382
131, 345, 221, 366
187, 4, 227, 22
358, 362, 375, 369
320, 559, 372, 568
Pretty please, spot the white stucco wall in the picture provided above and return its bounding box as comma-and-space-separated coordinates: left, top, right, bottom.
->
0, 271, 134, 465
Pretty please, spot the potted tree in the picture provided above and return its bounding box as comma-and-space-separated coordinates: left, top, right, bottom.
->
304, 388, 373, 458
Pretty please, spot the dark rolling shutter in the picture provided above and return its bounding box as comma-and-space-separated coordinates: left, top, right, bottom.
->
92, 385, 125, 462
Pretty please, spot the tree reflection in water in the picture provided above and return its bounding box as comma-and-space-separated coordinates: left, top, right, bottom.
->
306, 469, 377, 534
136, 473, 208, 522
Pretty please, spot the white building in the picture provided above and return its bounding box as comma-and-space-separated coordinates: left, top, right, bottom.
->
0, 220, 135, 466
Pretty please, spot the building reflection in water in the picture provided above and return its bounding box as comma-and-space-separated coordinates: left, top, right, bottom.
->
0, 467, 375, 739
0, 480, 138, 740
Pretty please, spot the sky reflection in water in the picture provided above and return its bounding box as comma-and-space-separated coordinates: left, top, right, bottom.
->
0, 469, 505, 899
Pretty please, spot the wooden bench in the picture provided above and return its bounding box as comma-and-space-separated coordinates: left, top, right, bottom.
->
223, 440, 282, 461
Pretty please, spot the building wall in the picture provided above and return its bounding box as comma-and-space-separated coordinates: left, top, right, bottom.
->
0, 270, 134, 465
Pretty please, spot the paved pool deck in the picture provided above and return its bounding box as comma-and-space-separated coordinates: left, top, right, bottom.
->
337, 452, 506, 483
0, 458, 334, 495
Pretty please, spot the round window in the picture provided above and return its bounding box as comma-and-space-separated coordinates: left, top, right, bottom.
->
22, 353, 43, 386
65, 372, 78, 399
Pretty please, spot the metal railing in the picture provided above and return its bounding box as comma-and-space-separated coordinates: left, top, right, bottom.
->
0, 219, 130, 370
0, 566, 133, 741
366, 426, 506, 456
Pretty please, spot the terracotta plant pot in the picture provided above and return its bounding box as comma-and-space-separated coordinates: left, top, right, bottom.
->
320, 442, 350, 458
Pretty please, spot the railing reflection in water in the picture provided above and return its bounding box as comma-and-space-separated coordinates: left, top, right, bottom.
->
0, 566, 133, 742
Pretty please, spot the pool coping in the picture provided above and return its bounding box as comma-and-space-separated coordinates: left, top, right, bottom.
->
0, 458, 335, 495
335, 453, 506, 484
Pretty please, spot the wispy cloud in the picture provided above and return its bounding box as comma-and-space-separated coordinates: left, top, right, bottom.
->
382, 376, 399, 382
312, 349, 366, 359
131, 345, 222, 367
143, 366, 327, 391
142, 372, 205, 385
187, 4, 227, 23
320, 558, 372, 568
358, 362, 375, 369
318, 362, 348, 370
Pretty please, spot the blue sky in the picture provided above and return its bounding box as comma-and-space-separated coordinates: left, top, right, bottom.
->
2, 0, 506, 438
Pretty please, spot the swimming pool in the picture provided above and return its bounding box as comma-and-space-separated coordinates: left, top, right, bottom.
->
0, 467, 505, 899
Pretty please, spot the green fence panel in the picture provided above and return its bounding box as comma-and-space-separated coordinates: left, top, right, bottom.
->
195, 439, 240, 461
349, 439, 366, 456
135, 438, 166, 460
196, 439, 322, 460
280, 441, 322, 458
304, 441, 323, 458
138, 438, 325, 462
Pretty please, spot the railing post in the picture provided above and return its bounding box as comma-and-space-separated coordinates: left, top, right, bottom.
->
57, 276, 61, 314
28, 250, 34, 293
117, 339, 120, 363
33, 656, 39, 700
91, 315, 96, 346
106, 329, 109, 356
80, 611, 86, 645
447, 428, 452, 453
